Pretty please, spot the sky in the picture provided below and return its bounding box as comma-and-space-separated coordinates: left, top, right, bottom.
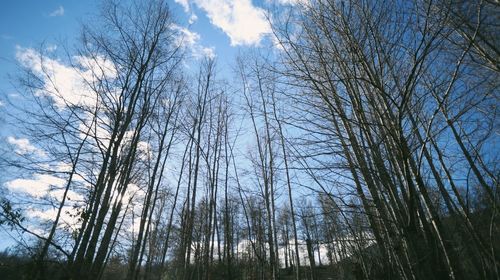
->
0, 0, 299, 251
0, 0, 292, 131
0, 0, 278, 92
0, 0, 283, 151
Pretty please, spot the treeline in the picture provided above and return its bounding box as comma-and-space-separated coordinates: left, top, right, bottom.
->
0, 0, 498, 280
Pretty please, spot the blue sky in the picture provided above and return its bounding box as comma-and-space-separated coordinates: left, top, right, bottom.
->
0, 0, 285, 155
1, 1, 94, 89
0, 0, 296, 251
0, 0, 283, 101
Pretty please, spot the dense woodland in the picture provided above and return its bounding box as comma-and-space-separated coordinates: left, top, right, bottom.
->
0, 0, 498, 279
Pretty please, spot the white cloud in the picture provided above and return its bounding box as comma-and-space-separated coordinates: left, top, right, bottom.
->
5, 169, 85, 231
78, 113, 111, 146
5, 174, 65, 198
117, 183, 144, 207
189, 13, 198, 24
275, 0, 306, 5
7, 136, 45, 157
5, 170, 84, 205
202, 47, 216, 59
16, 46, 116, 110
172, 25, 216, 59
172, 24, 201, 47
75, 55, 117, 82
192, 0, 271, 46
46, 44, 57, 52
26, 203, 82, 230
175, 0, 190, 12
49, 6, 64, 17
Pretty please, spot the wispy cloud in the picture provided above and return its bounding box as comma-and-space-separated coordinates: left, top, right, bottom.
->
175, 0, 197, 24
1, 34, 13, 40
172, 25, 216, 59
275, 0, 307, 5
45, 44, 57, 52
175, 0, 190, 12
49, 6, 64, 17
7, 136, 46, 157
172, 24, 201, 47
189, 13, 198, 24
